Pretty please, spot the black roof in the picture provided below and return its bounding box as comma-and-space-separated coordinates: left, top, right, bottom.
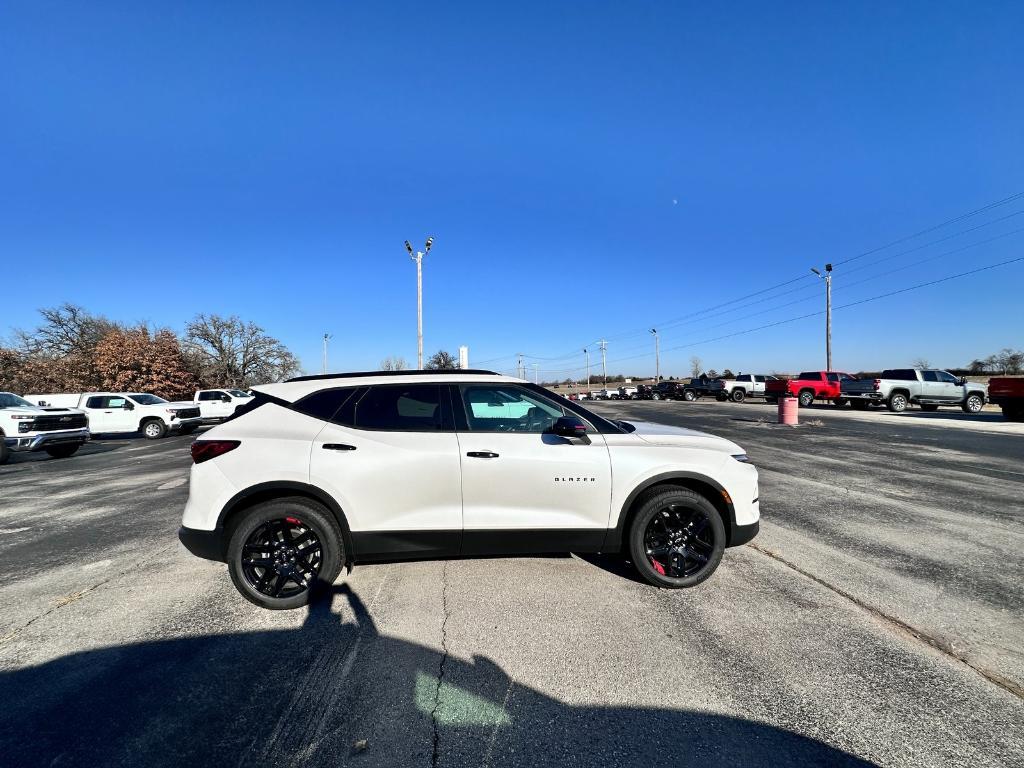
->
286, 369, 499, 383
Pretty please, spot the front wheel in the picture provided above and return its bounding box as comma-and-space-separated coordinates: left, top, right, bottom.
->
45, 444, 81, 459
629, 488, 726, 589
962, 394, 984, 413
142, 419, 167, 439
731, 389, 745, 403
227, 497, 345, 610
651, 393, 661, 401
682, 390, 696, 402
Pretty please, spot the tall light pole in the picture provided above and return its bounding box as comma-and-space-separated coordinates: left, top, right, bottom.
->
811, 263, 833, 371
532, 363, 539, 384
599, 340, 608, 385
583, 348, 590, 391
322, 333, 332, 374
650, 328, 660, 383
405, 236, 433, 369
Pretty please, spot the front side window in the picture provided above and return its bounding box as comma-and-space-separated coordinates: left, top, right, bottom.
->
354, 384, 445, 431
459, 384, 565, 433
936, 371, 959, 384
826, 373, 839, 383
922, 371, 939, 382
198, 392, 218, 401
228, 389, 251, 398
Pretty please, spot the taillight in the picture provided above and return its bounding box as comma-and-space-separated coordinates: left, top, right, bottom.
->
191, 440, 241, 464
873, 379, 881, 391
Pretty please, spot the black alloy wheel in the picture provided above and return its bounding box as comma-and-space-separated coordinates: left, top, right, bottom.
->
241, 518, 323, 600
629, 487, 726, 588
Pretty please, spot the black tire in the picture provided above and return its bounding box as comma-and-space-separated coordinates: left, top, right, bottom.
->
765, 397, 777, 405
227, 497, 345, 610
179, 425, 198, 435
0, 435, 9, 465
887, 392, 908, 412
715, 392, 728, 402
45, 444, 81, 459
682, 390, 696, 402
1002, 405, 1024, 422
731, 389, 745, 403
141, 419, 167, 439
851, 400, 869, 410
629, 487, 726, 589
833, 398, 847, 407
920, 404, 939, 412
961, 394, 984, 414
798, 390, 814, 408
651, 393, 661, 401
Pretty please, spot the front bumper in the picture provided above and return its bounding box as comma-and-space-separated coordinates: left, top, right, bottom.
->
178, 526, 225, 562
4, 428, 91, 453
170, 417, 204, 431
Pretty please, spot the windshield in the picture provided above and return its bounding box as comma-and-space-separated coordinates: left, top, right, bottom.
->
129, 394, 168, 405
228, 389, 251, 398
0, 393, 34, 408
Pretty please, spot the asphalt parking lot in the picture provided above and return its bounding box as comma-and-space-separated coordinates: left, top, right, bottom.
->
1, 402, 1022, 767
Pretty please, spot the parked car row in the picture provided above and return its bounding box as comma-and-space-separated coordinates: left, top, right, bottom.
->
0, 388, 253, 464
560, 369, 1022, 421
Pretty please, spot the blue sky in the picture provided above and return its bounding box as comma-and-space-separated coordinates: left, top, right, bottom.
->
2, 1, 1022, 378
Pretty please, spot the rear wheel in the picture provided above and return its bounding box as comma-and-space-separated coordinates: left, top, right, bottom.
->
45, 444, 81, 459
0, 437, 9, 465
651, 393, 662, 401
715, 392, 728, 402
683, 390, 696, 402
227, 497, 345, 610
142, 419, 167, 439
798, 390, 814, 408
629, 488, 726, 588
887, 392, 908, 412
962, 394, 984, 413
731, 389, 745, 403
833, 398, 847, 407
920, 404, 939, 412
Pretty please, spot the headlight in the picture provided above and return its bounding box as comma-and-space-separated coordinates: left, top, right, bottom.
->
10, 414, 34, 420
731, 453, 751, 462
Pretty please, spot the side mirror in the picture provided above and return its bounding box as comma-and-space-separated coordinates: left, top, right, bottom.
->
551, 415, 588, 438
959, 377, 967, 386
123, 402, 134, 411
221, 395, 232, 402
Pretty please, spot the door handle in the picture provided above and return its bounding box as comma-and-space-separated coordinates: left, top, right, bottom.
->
467, 451, 499, 458
323, 443, 357, 451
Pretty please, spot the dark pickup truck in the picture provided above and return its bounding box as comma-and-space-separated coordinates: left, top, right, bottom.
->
682, 375, 724, 401
988, 377, 1024, 421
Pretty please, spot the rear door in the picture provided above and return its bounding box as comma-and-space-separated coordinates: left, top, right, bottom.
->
453, 383, 612, 553
309, 384, 464, 559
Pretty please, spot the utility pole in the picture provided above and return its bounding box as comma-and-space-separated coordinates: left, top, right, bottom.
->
650, 328, 659, 383
583, 348, 590, 391
532, 363, 539, 384
517, 353, 524, 379
404, 236, 434, 368
599, 340, 608, 385
322, 333, 331, 374
811, 263, 833, 370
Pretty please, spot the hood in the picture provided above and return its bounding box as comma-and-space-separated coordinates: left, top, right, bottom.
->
626, 420, 745, 455
2, 405, 82, 416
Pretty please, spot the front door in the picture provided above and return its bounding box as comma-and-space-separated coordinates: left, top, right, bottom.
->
309, 383, 463, 559
452, 383, 612, 554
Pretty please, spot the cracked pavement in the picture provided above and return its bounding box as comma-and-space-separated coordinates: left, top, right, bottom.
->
0, 403, 1022, 767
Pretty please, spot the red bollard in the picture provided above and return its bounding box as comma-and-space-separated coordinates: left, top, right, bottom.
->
778, 394, 799, 425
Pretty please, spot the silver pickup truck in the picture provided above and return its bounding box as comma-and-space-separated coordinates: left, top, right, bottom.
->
839, 368, 987, 413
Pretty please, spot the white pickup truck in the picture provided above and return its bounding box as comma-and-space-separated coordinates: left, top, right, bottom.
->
25, 392, 203, 439
715, 374, 779, 403
194, 389, 253, 423
0, 392, 90, 464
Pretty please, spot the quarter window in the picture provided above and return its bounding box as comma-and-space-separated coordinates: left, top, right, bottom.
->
293, 388, 358, 425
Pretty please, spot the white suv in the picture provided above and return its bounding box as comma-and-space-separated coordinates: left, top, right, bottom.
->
179, 370, 760, 609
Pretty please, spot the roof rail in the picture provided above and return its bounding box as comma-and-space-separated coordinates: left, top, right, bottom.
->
286, 369, 500, 383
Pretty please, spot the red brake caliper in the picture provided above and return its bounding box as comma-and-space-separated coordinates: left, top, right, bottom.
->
650, 557, 666, 575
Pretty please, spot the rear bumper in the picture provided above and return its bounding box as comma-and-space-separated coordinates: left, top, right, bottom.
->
842, 392, 883, 400
178, 526, 225, 562
4, 428, 91, 453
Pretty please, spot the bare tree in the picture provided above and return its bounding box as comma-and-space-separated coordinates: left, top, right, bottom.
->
424, 350, 460, 370
183, 314, 301, 388
689, 356, 703, 378
379, 356, 408, 371
912, 357, 931, 369
15, 303, 118, 358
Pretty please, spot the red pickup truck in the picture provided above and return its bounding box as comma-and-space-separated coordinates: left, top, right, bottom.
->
988, 377, 1024, 421
765, 371, 859, 407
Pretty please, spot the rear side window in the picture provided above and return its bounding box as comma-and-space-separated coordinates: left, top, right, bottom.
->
293, 388, 358, 424
826, 373, 839, 382
798, 372, 822, 381
882, 369, 916, 380
353, 384, 448, 431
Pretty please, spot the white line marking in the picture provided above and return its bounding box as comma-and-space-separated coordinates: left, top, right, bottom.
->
0, 527, 30, 535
